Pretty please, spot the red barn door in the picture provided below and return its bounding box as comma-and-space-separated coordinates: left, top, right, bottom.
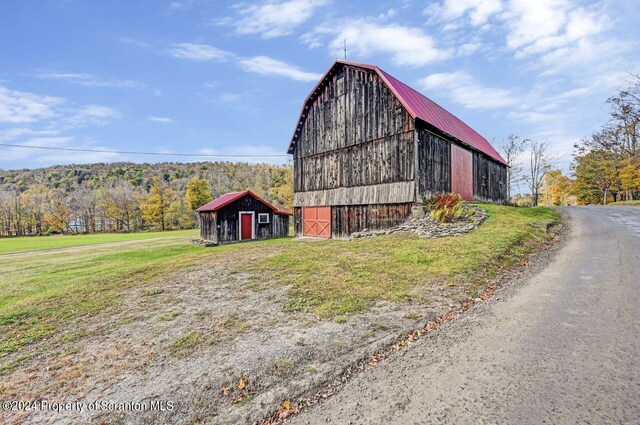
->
240, 213, 253, 240
303, 207, 331, 238
451, 144, 473, 201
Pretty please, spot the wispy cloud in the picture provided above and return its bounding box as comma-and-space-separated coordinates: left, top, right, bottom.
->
118, 37, 151, 48
418, 71, 518, 109
0, 86, 63, 123
425, 0, 503, 27
0, 135, 120, 164
303, 19, 451, 67
219, 0, 330, 39
168, 43, 234, 61
168, 0, 193, 10
32, 71, 144, 89
238, 56, 322, 81
64, 105, 120, 128
148, 116, 175, 123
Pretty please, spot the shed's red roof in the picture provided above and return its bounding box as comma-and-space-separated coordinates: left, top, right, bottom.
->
196, 190, 291, 215
288, 59, 507, 165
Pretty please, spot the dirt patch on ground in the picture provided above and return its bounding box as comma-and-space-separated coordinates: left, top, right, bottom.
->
1, 215, 565, 425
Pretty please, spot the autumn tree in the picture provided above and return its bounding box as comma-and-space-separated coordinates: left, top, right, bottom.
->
69, 186, 98, 233
572, 150, 619, 204
542, 170, 574, 206
103, 181, 141, 231
46, 189, 71, 233
523, 141, 553, 206
500, 135, 527, 201
185, 177, 212, 210
0, 188, 17, 236
21, 184, 50, 234
141, 177, 177, 231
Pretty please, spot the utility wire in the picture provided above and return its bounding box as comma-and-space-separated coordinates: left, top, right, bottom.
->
0, 143, 290, 158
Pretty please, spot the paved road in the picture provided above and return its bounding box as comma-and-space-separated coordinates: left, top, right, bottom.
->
289, 206, 640, 424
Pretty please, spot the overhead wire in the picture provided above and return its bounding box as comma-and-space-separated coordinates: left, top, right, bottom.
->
0, 143, 290, 158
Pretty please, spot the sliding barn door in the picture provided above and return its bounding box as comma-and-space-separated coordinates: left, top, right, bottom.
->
451, 144, 473, 201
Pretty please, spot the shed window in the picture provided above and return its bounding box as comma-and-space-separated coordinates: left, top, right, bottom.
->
258, 213, 270, 224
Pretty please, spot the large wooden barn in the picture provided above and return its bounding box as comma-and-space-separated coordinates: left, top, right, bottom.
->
288, 59, 508, 239
196, 190, 290, 244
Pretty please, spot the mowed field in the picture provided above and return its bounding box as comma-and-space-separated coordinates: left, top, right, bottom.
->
0, 204, 561, 424
0, 228, 199, 255
0, 205, 559, 362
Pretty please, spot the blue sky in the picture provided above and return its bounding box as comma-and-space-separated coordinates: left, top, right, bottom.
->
1, 0, 639, 173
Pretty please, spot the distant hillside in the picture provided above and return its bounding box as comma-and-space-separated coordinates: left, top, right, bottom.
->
0, 161, 291, 202
0, 161, 292, 236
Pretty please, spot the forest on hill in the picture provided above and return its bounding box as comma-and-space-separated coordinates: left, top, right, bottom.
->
0, 161, 292, 237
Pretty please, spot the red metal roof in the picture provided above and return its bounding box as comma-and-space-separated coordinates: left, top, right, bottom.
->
196, 190, 291, 215
288, 59, 507, 165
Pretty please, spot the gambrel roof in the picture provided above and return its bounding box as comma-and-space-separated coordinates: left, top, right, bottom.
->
288, 59, 507, 165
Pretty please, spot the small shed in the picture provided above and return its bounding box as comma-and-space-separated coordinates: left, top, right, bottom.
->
196, 190, 291, 244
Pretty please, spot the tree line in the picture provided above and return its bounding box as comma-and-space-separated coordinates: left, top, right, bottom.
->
0, 161, 292, 237
500, 75, 640, 206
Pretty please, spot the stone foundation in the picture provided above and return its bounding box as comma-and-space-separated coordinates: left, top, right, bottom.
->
351, 204, 488, 240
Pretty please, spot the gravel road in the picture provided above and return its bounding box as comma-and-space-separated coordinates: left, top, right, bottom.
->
288, 206, 640, 424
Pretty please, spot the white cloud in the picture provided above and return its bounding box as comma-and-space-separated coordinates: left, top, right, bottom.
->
0, 135, 122, 165
168, 43, 233, 61
305, 19, 451, 67
118, 37, 151, 48
418, 71, 518, 109
65, 105, 120, 127
238, 56, 322, 81
169, 0, 193, 10
0, 136, 73, 161
32, 71, 144, 89
0, 86, 63, 123
504, 1, 605, 58
426, 0, 503, 26
0, 128, 59, 141
221, 0, 330, 39
148, 116, 175, 123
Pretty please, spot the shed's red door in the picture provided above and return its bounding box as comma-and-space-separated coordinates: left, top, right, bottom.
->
451, 144, 473, 201
240, 213, 253, 240
303, 207, 331, 238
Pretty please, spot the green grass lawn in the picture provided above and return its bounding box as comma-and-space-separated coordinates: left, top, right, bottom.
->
247, 204, 560, 317
0, 204, 560, 370
0, 229, 199, 255
609, 200, 640, 206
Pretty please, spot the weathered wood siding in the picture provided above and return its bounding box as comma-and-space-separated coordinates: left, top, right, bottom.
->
272, 214, 290, 238
294, 65, 415, 203
415, 126, 451, 201
199, 211, 217, 243
201, 194, 289, 243
331, 203, 413, 239
294, 181, 415, 207
472, 152, 507, 203
293, 207, 303, 237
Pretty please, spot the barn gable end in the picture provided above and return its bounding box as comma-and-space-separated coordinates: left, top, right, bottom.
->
293, 64, 416, 208
288, 60, 508, 238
